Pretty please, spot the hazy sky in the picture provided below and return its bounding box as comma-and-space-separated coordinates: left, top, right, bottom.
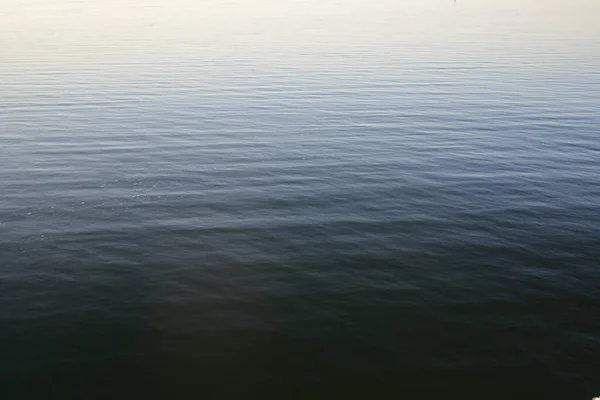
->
2, 0, 599, 60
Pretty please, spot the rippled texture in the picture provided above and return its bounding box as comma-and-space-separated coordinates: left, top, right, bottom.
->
1, 0, 600, 396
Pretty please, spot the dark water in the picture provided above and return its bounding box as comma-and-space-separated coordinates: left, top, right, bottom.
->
1, 0, 600, 396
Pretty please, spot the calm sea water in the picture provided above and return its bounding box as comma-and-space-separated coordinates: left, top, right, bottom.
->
1, 0, 599, 396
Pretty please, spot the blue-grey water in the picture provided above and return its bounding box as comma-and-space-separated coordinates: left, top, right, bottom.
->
1, 0, 600, 396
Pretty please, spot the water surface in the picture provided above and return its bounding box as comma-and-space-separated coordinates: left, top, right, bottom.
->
1, 0, 600, 396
